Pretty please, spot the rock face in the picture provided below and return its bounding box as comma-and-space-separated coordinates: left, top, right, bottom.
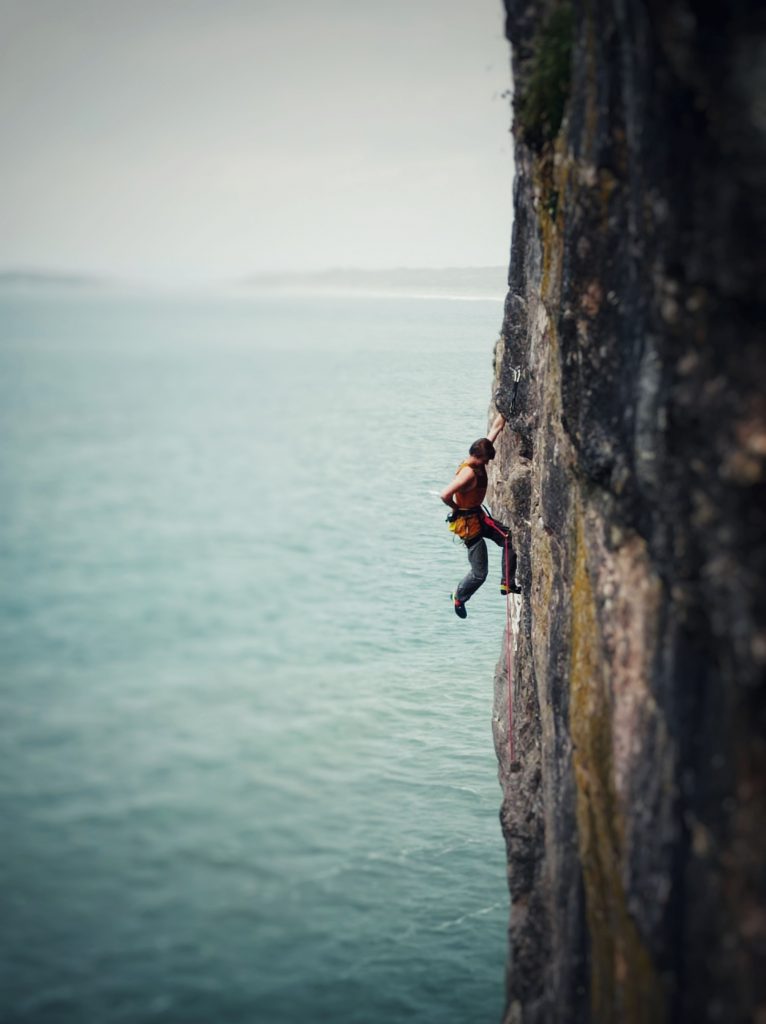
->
487, 2, 766, 1021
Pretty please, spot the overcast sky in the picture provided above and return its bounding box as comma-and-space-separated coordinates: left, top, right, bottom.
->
0, 0, 513, 285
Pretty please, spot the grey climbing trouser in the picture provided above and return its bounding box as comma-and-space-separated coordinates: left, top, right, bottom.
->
455, 514, 517, 603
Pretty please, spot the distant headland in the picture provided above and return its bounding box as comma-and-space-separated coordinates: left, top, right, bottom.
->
0, 270, 107, 289
241, 266, 508, 300
0, 266, 508, 300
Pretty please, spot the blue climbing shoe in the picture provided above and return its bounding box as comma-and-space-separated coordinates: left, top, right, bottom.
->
452, 593, 467, 619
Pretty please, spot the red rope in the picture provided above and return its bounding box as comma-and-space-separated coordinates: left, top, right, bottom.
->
504, 534, 515, 766
475, 509, 516, 767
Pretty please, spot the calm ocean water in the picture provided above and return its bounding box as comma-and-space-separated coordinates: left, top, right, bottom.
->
0, 290, 511, 1023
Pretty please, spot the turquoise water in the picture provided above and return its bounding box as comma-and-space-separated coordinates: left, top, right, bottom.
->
0, 291, 510, 1023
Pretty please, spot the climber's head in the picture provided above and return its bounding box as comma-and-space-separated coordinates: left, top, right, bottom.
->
469, 438, 496, 463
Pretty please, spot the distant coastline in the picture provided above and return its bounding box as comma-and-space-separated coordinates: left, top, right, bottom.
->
241, 267, 508, 301
0, 266, 509, 301
0, 270, 107, 290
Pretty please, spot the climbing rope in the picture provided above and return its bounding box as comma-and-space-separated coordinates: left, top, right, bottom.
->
500, 365, 522, 770
504, 533, 515, 766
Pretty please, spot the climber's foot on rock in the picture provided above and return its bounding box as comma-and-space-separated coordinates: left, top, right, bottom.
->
500, 581, 521, 595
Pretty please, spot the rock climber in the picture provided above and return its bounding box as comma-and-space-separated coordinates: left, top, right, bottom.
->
440, 411, 519, 618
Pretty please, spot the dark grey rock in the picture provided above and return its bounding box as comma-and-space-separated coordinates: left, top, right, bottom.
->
489, 1, 766, 1021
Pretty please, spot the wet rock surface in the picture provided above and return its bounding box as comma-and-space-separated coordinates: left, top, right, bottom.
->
488, 1, 766, 1021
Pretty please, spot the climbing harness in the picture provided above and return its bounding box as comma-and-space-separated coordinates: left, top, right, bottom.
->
447, 508, 483, 542
447, 505, 506, 546
446, 459, 489, 542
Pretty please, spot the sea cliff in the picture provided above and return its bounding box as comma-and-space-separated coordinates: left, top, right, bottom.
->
487, 1, 765, 1021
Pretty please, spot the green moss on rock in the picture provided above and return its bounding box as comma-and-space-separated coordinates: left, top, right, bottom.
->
516, 3, 574, 150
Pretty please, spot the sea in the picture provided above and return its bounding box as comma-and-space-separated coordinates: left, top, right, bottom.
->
0, 289, 511, 1024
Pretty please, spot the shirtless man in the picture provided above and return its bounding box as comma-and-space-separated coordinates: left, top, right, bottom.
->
440, 412, 519, 618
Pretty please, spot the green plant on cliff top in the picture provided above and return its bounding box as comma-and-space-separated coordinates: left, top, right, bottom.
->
517, 2, 574, 150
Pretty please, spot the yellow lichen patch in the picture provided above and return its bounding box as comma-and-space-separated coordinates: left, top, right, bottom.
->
569, 509, 666, 1022
535, 135, 575, 313
530, 517, 555, 708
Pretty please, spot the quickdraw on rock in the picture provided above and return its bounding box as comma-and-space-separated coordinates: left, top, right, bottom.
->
494, 365, 522, 419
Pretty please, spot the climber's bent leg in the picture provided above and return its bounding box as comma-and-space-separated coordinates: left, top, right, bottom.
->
482, 514, 518, 589
455, 537, 488, 603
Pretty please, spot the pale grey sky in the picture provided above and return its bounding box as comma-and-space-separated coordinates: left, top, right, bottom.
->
0, 0, 513, 284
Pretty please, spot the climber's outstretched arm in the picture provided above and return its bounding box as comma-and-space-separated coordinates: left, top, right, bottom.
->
487, 412, 506, 445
